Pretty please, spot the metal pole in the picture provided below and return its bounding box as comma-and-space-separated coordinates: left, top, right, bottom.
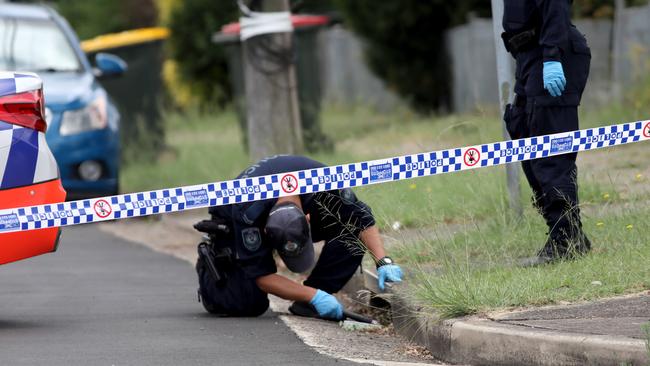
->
490, 0, 523, 218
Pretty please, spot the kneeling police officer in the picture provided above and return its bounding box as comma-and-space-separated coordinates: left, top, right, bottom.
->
194, 155, 403, 320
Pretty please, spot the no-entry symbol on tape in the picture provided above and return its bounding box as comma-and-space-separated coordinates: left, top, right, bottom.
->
464, 148, 481, 167
281, 174, 298, 194
94, 199, 112, 218
643, 122, 650, 138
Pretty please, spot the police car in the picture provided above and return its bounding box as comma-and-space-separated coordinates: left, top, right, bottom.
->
0, 72, 66, 265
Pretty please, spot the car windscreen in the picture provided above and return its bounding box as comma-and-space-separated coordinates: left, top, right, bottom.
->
0, 17, 82, 72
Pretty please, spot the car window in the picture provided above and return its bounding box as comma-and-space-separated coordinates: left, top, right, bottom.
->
0, 17, 81, 72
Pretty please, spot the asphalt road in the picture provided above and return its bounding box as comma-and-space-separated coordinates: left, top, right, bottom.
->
0, 226, 356, 366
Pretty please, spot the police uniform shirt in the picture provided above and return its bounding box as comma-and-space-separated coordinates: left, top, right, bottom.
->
503, 0, 573, 62
209, 155, 376, 280
502, 0, 590, 106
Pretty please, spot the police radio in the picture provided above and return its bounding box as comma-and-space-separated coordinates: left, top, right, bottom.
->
194, 219, 234, 284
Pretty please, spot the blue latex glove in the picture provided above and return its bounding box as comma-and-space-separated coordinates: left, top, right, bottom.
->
377, 264, 403, 291
309, 289, 343, 320
543, 61, 566, 97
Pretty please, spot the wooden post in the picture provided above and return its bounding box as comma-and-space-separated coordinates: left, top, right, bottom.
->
242, 0, 303, 161
491, 0, 523, 218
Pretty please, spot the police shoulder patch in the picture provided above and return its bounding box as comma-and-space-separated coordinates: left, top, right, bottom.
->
241, 227, 262, 252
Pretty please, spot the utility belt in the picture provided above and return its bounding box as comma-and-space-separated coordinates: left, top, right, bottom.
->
501, 28, 538, 54
194, 218, 235, 284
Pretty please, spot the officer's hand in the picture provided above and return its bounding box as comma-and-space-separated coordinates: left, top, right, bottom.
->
543, 61, 566, 97
309, 289, 343, 320
377, 264, 403, 291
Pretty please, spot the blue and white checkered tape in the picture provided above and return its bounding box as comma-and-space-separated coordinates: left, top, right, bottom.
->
0, 120, 648, 234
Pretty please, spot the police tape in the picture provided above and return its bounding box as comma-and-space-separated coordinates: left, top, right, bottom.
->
1, 120, 649, 234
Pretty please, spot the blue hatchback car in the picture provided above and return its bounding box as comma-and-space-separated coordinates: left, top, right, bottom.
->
0, 3, 126, 198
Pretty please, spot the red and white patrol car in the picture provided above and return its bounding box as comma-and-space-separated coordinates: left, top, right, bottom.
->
0, 72, 66, 265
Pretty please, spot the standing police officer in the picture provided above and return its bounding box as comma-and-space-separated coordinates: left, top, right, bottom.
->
501, 0, 592, 265
194, 155, 403, 319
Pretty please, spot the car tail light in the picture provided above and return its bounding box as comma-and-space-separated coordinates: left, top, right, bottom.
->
0, 89, 47, 132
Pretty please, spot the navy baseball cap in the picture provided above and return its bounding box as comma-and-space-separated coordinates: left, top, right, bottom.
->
265, 202, 314, 273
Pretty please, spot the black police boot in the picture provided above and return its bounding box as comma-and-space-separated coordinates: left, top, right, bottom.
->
288, 301, 320, 318
521, 194, 591, 267
572, 231, 591, 259
520, 236, 564, 267
520, 229, 591, 267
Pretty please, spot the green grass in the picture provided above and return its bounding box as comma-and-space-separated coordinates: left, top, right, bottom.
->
393, 203, 650, 318
122, 104, 650, 319
121, 110, 250, 192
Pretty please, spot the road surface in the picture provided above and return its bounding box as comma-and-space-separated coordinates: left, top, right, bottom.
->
0, 226, 356, 365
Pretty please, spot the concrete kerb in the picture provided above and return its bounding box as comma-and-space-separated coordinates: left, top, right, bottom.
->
341, 269, 650, 366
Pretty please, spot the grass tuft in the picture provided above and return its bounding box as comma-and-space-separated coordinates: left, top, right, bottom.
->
393, 202, 650, 318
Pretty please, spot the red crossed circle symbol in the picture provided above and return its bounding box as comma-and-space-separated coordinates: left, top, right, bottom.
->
93, 199, 112, 218
463, 148, 481, 167
280, 174, 298, 194
643, 122, 650, 138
